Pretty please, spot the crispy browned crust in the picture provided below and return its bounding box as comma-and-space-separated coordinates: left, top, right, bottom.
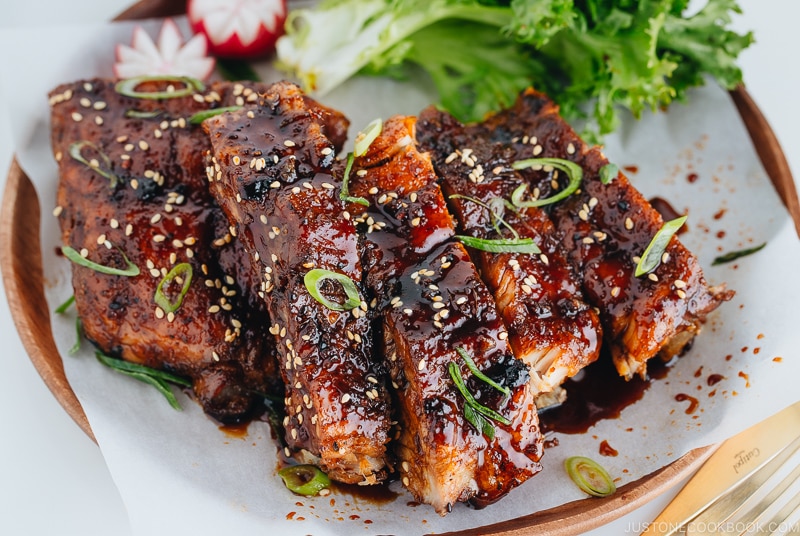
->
203, 81, 392, 485
49, 78, 283, 423
417, 106, 603, 393
475, 88, 733, 379
349, 116, 543, 514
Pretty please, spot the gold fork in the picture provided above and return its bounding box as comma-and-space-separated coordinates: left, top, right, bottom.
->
643, 401, 800, 536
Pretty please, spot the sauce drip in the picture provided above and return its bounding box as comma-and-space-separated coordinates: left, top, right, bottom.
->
674, 393, 699, 414
707, 374, 725, 386
648, 197, 687, 234
687, 172, 699, 183
539, 353, 668, 434
599, 440, 618, 457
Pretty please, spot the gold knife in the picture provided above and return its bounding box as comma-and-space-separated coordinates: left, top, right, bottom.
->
642, 400, 800, 536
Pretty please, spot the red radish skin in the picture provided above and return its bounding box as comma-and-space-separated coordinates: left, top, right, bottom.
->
188, 0, 287, 59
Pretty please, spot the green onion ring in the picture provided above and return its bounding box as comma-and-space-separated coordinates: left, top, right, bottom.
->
634, 215, 687, 277
278, 465, 331, 496
188, 106, 243, 125
125, 109, 163, 119
68, 141, 119, 188
456, 347, 510, 396
564, 456, 616, 497
115, 75, 205, 100
511, 158, 583, 208
354, 117, 382, 157
456, 235, 540, 254
339, 152, 369, 206
62, 245, 140, 277
304, 268, 361, 311
154, 263, 193, 314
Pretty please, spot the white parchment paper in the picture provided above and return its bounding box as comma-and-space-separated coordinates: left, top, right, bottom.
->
1, 17, 799, 536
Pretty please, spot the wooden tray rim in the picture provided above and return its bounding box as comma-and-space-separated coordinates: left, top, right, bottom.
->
2, 0, 797, 533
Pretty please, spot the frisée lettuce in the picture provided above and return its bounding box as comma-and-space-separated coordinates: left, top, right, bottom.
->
275, 0, 752, 138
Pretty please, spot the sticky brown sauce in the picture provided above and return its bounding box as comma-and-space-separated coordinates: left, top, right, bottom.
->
539, 353, 669, 435
648, 196, 688, 234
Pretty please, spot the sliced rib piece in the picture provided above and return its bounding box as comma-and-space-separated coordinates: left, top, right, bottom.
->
417, 106, 602, 394
475, 88, 732, 379
203, 81, 392, 484
349, 116, 543, 514
50, 78, 282, 423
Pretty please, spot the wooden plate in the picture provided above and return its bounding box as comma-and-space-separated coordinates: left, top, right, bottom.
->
2, 1, 798, 533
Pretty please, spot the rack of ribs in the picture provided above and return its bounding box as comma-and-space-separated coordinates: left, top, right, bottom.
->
472, 88, 732, 379
49, 78, 283, 423
202, 81, 392, 485
417, 106, 602, 396
347, 115, 543, 513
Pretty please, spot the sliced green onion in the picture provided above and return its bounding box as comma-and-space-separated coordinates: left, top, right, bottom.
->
154, 263, 193, 314
354, 118, 382, 157
68, 141, 119, 188
339, 152, 369, 206
95, 351, 190, 410
712, 242, 766, 266
55, 295, 75, 314
125, 109, 163, 119
464, 403, 495, 441
69, 318, 82, 355
62, 245, 140, 277
456, 235, 540, 254
599, 163, 619, 184
449, 362, 512, 429
278, 465, 331, 496
115, 75, 205, 100
188, 106, 243, 125
634, 216, 688, 277
216, 58, 261, 82
511, 158, 583, 208
456, 346, 510, 396
565, 456, 616, 497
304, 268, 361, 311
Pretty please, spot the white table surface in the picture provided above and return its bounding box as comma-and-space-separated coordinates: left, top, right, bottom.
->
1, 1, 797, 534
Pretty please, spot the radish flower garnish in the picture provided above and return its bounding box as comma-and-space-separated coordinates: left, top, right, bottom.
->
114, 18, 215, 81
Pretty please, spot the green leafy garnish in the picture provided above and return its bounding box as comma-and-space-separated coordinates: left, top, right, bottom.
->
154, 263, 193, 314
278, 465, 331, 496
62, 245, 140, 277
565, 456, 616, 497
635, 215, 687, 277
511, 158, 583, 208
354, 118, 383, 157
339, 152, 369, 207
68, 141, 119, 188
216, 59, 261, 82
188, 106, 243, 125
456, 346, 510, 396
55, 295, 75, 314
115, 75, 205, 100
712, 242, 766, 266
599, 163, 619, 185
304, 268, 362, 311
275, 0, 752, 138
69, 318, 83, 355
95, 351, 190, 410
448, 361, 511, 440
456, 235, 540, 254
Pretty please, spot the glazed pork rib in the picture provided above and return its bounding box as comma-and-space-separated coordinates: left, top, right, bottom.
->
349, 116, 543, 513
50, 78, 282, 423
417, 107, 602, 395
474, 89, 732, 379
203, 82, 392, 485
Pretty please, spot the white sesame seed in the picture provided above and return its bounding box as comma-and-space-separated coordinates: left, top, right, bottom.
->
625, 217, 634, 230
674, 279, 686, 289
341, 394, 351, 404
648, 273, 659, 282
